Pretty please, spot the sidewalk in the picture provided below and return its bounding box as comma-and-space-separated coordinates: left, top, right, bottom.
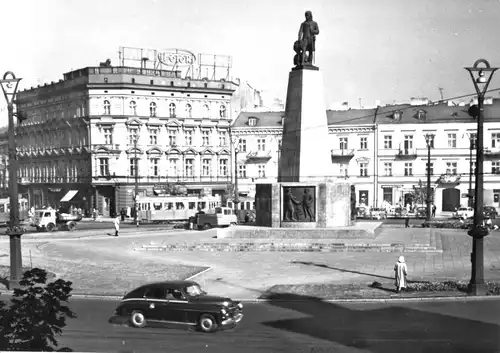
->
0, 227, 498, 300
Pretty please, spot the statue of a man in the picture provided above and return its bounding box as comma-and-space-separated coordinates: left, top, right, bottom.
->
298, 10, 320, 66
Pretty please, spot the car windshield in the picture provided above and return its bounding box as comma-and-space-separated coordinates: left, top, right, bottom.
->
185, 284, 203, 296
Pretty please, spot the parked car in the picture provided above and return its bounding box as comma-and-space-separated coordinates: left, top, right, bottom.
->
393, 207, 408, 218
483, 206, 498, 219
415, 206, 427, 219
454, 207, 474, 219
109, 280, 243, 333
369, 208, 387, 220
356, 206, 370, 219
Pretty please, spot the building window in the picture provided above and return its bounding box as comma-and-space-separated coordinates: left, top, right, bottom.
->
149, 102, 157, 117
129, 128, 139, 144
382, 187, 393, 204
360, 137, 368, 150
492, 161, 500, 174
404, 162, 413, 176
185, 103, 192, 118
202, 159, 211, 176
150, 158, 159, 177
384, 135, 392, 149
219, 105, 227, 118
257, 138, 266, 151
103, 100, 111, 115
99, 158, 109, 176
339, 137, 348, 150
169, 103, 176, 118
469, 133, 477, 149
129, 158, 138, 176
219, 159, 228, 177
149, 128, 158, 145
184, 130, 193, 145
384, 162, 392, 176
492, 133, 500, 148
168, 129, 177, 146
403, 135, 413, 151
129, 101, 137, 115
185, 159, 194, 177
359, 162, 368, 177
219, 131, 227, 146
446, 162, 458, 175
248, 118, 257, 126
169, 158, 178, 176
103, 127, 113, 145
238, 138, 247, 152
238, 165, 246, 178
426, 162, 434, 175
340, 164, 348, 178
257, 164, 266, 178
447, 133, 457, 148
201, 130, 210, 146
203, 104, 210, 118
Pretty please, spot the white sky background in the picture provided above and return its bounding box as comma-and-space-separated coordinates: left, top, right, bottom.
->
1, 0, 500, 112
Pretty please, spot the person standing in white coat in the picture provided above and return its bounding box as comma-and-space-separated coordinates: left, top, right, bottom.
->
114, 216, 120, 237
394, 255, 408, 293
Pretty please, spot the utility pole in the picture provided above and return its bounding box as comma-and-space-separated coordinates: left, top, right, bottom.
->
134, 137, 139, 227
0, 71, 23, 289
425, 134, 435, 221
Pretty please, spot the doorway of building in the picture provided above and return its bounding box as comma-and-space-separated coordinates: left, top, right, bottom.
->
442, 188, 460, 211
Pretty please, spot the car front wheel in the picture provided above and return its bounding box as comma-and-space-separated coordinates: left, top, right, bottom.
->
199, 313, 218, 333
130, 310, 147, 328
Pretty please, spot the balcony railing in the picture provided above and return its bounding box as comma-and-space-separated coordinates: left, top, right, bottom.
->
246, 151, 272, 161
396, 148, 417, 159
331, 149, 355, 161
484, 148, 500, 160
92, 175, 231, 184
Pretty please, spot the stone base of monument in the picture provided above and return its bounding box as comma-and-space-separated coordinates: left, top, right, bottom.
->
254, 182, 353, 227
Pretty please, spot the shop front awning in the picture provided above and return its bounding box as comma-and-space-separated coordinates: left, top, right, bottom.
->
60, 190, 78, 202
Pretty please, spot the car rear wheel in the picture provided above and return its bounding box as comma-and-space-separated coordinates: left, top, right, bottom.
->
199, 313, 218, 333
130, 310, 147, 328
46, 223, 56, 232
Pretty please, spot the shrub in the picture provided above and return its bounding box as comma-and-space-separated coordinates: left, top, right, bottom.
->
0, 268, 76, 351
421, 220, 468, 229
406, 280, 500, 295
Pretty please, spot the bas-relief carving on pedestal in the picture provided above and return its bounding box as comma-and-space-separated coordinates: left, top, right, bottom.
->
282, 186, 316, 222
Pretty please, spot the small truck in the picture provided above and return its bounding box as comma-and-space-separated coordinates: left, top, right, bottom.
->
196, 207, 238, 230
32, 209, 82, 232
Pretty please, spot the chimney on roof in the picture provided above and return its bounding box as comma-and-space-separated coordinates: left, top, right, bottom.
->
410, 97, 429, 106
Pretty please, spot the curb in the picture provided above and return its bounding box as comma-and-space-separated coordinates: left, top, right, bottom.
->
1, 290, 497, 303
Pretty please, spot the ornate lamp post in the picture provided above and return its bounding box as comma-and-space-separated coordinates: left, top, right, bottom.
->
465, 59, 498, 295
0, 71, 23, 289
133, 137, 139, 227
424, 133, 435, 221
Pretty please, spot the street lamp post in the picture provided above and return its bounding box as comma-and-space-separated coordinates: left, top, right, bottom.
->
465, 59, 498, 295
233, 148, 239, 215
425, 133, 435, 221
133, 138, 140, 227
0, 71, 23, 289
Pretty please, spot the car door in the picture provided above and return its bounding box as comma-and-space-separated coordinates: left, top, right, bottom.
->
162, 289, 190, 324
143, 286, 168, 322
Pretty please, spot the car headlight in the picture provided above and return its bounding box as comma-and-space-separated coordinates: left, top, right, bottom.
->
222, 301, 230, 307
221, 308, 227, 315
237, 303, 243, 309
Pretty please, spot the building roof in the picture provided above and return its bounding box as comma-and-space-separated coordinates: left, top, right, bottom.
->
232, 99, 500, 128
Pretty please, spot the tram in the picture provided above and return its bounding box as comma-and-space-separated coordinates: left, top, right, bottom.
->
0, 198, 29, 225
136, 195, 221, 223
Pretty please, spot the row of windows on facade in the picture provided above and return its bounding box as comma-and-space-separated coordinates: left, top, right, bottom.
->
338, 161, 500, 178
18, 131, 87, 151
102, 100, 228, 118
18, 163, 86, 181
97, 158, 268, 179
337, 133, 497, 150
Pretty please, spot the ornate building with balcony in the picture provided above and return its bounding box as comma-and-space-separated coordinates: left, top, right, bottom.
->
231, 98, 500, 215
13, 65, 238, 216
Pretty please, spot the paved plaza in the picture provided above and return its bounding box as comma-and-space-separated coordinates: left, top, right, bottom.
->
0, 226, 499, 299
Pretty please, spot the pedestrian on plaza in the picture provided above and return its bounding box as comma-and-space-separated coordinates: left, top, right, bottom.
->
432, 204, 436, 218
120, 207, 126, 221
394, 255, 408, 293
405, 215, 410, 228
113, 215, 120, 237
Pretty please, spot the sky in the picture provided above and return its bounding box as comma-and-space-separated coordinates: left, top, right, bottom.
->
1, 0, 500, 109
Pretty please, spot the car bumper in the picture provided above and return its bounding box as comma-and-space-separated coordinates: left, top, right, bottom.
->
221, 312, 243, 327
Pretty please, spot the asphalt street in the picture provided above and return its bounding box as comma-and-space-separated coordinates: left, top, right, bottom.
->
47, 297, 500, 353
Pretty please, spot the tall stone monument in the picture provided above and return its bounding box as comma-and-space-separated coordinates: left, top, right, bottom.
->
255, 11, 351, 229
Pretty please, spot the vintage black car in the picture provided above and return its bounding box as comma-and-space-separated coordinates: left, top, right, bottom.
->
484, 206, 498, 219
109, 280, 243, 333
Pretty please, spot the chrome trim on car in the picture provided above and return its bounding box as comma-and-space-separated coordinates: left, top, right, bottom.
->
148, 319, 197, 326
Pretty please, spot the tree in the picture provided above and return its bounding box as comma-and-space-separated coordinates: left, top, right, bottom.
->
411, 179, 436, 205
0, 268, 76, 351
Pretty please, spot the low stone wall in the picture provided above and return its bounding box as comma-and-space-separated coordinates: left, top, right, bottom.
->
216, 225, 382, 239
